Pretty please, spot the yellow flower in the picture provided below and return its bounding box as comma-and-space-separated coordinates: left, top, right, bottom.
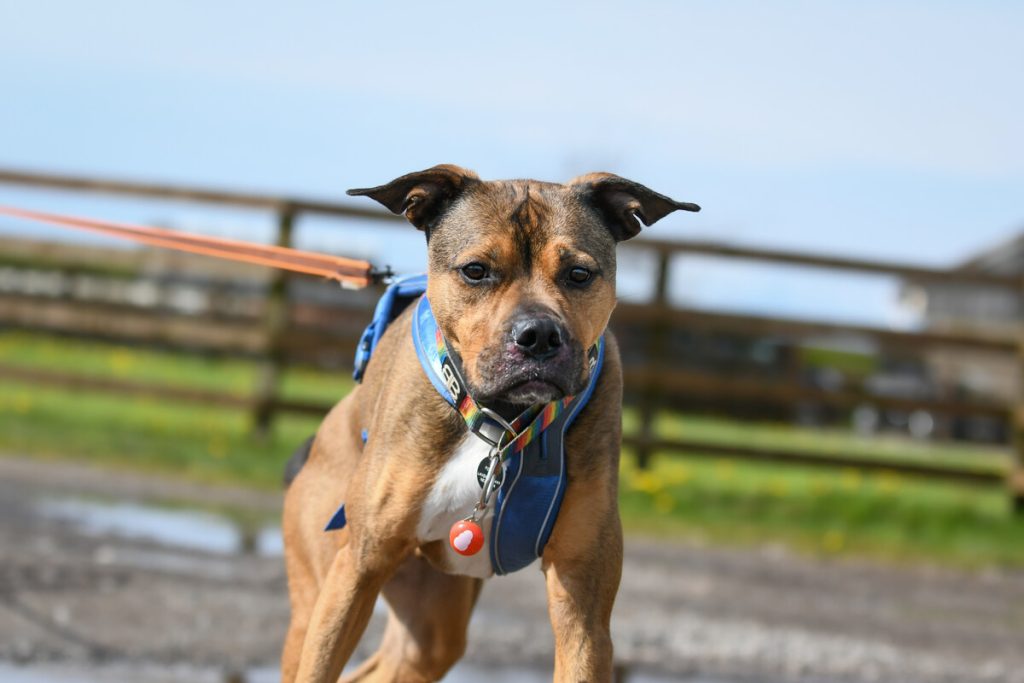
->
876, 470, 902, 493
14, 394, 33, 415
207, 437, 229, 459
653, 492, 676, 514
714, 460, 736, 481
822, 529, 845, 553
840, 468, 862, 491
108, 350, 137, 376
631, 471, 663, 494
810, 480, 832, 497
663, 466, 692, 486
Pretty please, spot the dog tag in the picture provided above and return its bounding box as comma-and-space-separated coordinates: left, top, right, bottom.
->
449, 519, 484, 556
476, 458, 504, 491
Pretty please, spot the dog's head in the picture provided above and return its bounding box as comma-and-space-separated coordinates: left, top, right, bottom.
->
349, 165, 699, 407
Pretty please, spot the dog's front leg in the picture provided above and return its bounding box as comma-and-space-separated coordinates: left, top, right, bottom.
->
291, 543, 382, 683
292, 537, 408, 683
542, 486, 624, 683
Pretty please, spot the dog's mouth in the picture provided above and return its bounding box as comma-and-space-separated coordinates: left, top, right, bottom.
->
498, 376, 566, 406
471, 361, 585, 407
460, 335, 588, 409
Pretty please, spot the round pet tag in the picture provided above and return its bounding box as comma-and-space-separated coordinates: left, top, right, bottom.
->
449, 519, 485, 556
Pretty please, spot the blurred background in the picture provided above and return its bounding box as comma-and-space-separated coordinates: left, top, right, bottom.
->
1, 2, 1023, 682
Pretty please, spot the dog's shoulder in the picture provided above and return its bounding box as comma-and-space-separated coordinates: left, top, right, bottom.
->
359, 302, 417, 393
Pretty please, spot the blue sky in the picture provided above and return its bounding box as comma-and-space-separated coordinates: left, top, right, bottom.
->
0, 1, 1021, 324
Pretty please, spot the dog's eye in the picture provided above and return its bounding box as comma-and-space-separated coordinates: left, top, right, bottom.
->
567, 266, 592, 285
460, 262, 489, 282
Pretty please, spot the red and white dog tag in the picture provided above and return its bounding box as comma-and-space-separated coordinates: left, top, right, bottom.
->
449, 519, 484, 556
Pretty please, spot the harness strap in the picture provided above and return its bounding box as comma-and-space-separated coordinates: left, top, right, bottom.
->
490, 339, 605, 574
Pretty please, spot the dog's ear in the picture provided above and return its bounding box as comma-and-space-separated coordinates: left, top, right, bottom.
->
347, 164, 480, 232
570, 173, 700, 242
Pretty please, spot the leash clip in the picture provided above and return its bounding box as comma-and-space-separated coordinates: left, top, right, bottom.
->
368, 265, 396, 286
474, 446, 504, 513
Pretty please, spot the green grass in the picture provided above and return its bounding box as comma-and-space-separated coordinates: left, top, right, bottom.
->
647, 412, 1009, 474
0, 331, 348, 402
619, 453, 1022, 567
2, 330, 1022, 568
0, 331, 337, 486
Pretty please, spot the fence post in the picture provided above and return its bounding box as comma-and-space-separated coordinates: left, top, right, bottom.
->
1013, 332, 1024, 514
635, 248, 672, 470
252, 204, 296, 438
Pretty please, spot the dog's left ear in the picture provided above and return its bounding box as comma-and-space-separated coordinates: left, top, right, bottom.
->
570, 173, 700, 242
347, 164, 480, 232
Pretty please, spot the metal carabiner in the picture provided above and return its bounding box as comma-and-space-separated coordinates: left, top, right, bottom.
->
473, 440, 512, 517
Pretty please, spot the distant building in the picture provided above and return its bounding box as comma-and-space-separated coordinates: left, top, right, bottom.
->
900, 231, 1022, 410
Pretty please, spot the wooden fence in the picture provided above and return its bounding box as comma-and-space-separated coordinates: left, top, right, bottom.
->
0, 168, 1020, 510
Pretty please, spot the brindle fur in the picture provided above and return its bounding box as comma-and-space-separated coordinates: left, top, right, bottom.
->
281, 165, 698, 683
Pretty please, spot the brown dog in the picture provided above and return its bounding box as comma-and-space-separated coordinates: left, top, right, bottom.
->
280, 165, 699, 683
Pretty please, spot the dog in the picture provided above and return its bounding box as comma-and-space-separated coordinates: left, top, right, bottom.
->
280, 165, 699, 683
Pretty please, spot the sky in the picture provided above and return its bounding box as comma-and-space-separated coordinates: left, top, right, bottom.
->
0, 1, 1021, 325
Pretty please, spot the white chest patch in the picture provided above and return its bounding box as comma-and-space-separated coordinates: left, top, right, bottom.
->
416, 434, 496, 579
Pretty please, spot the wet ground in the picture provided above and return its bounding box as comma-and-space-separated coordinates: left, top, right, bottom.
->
1, 456, 1022, 683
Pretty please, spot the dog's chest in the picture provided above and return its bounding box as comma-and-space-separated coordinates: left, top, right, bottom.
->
416, 434, 495, 579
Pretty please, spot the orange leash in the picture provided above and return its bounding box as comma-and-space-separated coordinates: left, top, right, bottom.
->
0, 204, 382, 289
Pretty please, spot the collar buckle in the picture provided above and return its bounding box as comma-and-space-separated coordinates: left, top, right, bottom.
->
477, 406, 518, 449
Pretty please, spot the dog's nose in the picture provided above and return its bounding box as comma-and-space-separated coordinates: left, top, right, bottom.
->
511, 317, 564, 360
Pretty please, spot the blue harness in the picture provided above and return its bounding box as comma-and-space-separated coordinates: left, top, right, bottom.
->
328, 275, 605, 575
352, 274, 430, 383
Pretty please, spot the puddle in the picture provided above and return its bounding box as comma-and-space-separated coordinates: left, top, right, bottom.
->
35, 497, 282, 557
31, 496, 391, 610
255, 524, 284, 556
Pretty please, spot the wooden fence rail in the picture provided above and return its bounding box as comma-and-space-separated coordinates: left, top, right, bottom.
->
0, 168, 1021, 510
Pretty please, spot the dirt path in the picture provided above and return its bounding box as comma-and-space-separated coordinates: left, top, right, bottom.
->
0, 456, 1022, 683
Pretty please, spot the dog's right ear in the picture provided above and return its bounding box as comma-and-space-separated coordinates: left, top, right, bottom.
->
347, 165, 480, 232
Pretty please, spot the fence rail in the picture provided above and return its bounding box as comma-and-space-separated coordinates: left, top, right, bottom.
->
0, 167, 1021, 510
0, 169, 396, 222
638, 237, 1023, 289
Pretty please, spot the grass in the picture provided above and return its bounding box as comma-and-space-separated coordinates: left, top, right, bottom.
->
2, 330, 1022, 568
648, 412, 1009, 474
619, 454, 1023, 567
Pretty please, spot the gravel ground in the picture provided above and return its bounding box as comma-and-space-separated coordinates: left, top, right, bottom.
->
0, 456, 1022, 683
